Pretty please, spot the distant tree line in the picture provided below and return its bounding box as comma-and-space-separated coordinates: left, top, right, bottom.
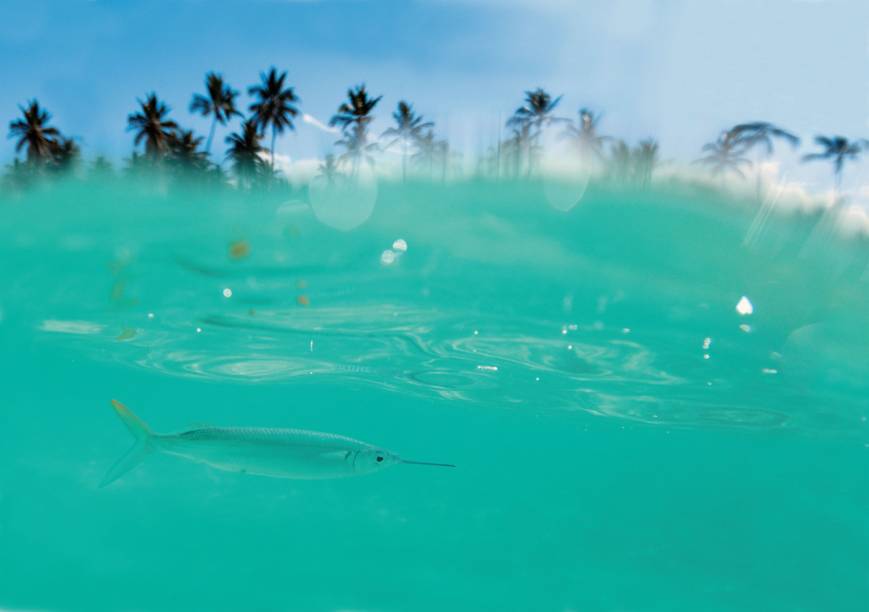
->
4, 71, 867, 198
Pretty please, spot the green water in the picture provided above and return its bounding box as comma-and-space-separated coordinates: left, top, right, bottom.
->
1, 177, 867, 611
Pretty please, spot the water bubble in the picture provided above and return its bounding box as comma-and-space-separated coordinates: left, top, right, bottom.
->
195, 327, 202, 334
736, 296, 754, 315
309, 164, 377, 231
540, 129, 591, 212
222, 288, 233, 298
147, 312, 155, 320
392, 238, 408, 252
380, 250, 397, 265
702, 337, 712, 350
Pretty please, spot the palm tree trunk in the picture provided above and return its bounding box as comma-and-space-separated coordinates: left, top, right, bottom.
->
402, 139, 407, 182
206, 118, 217, 155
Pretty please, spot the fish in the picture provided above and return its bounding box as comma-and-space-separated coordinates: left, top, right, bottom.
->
101, 400, 454, 487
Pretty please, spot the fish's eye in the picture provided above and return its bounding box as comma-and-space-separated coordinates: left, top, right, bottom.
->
376, 456, 384, 463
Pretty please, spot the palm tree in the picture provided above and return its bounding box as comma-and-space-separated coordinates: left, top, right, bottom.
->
382, 101, 432, 181
728, 122, 799, 198
729, 122, 799, 156
49, 137, 80, 173
127, 93, 179, 160
633, 139, 659, 188
802, 135, 866, 197
317, 153, 340, 184
335, 123, 379, 171
190, 72, 242, 154
508, 88, 564, 134
8, 100, 61, 164
330, 85, 381, 172
247, 67, 299, 169
329, 84, 381, 133
225, 119, 267, 187
412, 129, 449, 179
506, 89, 564, 175
562, 108, 608, 161
168, 129, 209, 173
608, 139, 632, 183
502, 123, 536, 177
695, 130, 752, 179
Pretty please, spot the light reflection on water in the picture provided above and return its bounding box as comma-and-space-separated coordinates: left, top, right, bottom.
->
6, 179, 869, 436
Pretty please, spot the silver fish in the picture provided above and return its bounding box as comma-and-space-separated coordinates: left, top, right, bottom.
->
101, 400, 454, 487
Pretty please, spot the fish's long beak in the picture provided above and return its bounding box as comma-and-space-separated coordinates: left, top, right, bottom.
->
401, 459, 456, 468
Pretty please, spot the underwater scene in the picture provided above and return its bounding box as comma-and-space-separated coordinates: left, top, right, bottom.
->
1, 177, 867, 611
3, 1, 869, 610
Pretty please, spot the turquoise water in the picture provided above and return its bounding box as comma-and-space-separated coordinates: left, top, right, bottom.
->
1, 177, 867, 611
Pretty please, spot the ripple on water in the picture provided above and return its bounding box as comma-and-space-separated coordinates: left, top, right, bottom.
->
582, 392, 790, 429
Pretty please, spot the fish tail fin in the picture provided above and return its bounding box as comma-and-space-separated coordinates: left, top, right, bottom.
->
110, 399, 152, 441
100, 400, 154, 488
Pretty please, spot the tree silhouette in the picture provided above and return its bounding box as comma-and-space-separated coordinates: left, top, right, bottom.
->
168, 129, 209, 173
225, 119, 267, 187
508, 88, 564, 133
728, 122, 799, 197
247, 67, 299, 169
382, 101, 432, 181
8, 100, 61, 164
507, 89, 564, 175
190, 72, 241, 154
802, 135, 866, 196
317, 153, 340, 184
633, 139, 660, 188
412, 128, 449, 179
330, 84, 381, 131
127, 93, 179, 160
330, 85, 381, 172
335, 124, 379, 171
562, 108, 608, 162
695, 130, 752, 179
49, 137, 81, 174
729, 122, 799, 156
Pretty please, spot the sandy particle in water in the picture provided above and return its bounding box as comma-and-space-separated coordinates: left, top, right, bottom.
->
116, 328, 137, 341
228, 240, 250, 260
297, 295, 310, 306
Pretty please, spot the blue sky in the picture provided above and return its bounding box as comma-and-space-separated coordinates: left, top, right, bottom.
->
2, 0, 869, 189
